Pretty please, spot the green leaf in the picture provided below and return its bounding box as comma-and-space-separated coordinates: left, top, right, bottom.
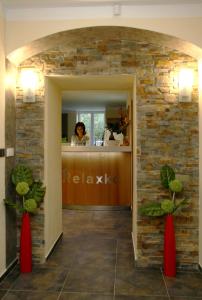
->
4, 198, 24, 213
139, 202, 165, 217
11, 165, 33, 187
4, 198, 17, 209
160, 165, 175, 188
173, 199, 189, 215
26, 181, 46, 203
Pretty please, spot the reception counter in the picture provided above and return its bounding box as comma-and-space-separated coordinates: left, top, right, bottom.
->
62, 145, 132, 207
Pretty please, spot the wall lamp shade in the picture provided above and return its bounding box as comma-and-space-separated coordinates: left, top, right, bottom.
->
179, 68, 194, 102
113, 3, 121, 16
20, 69, 38, 103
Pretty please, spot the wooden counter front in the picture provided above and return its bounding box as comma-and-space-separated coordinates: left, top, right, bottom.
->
62, 151, 131, 206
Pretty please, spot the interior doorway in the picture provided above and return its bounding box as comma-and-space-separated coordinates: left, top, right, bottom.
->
44, 74, 137, 257
49, 74, 134, 208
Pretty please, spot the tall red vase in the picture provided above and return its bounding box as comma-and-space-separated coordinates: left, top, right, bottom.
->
20, 212, 32, 273
164, 214, 176, 277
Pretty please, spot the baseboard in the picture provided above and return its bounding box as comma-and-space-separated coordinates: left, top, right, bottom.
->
45, 232, 63, 260
0, 258, 18, 281
131, 231, 137, 261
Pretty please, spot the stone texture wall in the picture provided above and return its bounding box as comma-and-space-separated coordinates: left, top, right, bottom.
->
5, 60, 17, 267
16, 29, 198, 267
15, 70, 45, 263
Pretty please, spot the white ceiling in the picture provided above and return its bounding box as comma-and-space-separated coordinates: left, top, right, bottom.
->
3, 0, 202, 8
62, 90, 128, 111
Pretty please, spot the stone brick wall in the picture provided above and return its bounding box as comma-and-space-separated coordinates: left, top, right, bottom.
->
16, 29, 198, 267
5, 60, 17, 267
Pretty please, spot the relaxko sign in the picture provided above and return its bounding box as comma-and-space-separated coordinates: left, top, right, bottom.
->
62, 170, 118, 185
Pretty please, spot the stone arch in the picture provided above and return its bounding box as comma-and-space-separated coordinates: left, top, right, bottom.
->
12, 26, 200, 268
7, 26, 202, 65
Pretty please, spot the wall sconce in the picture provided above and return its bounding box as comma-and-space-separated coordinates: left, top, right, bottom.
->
20, 69, 38, 103
113, 3, 121, 16
179, 68, 194, 102
5, 73, 16, 88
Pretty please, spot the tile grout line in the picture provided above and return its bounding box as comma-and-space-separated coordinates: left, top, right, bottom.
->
1, 264, 21, 299
56, 270, 71, 300
160, 267, 171, 300
113, 239, 118, 300
55, 255, 76, 300
1, 290, 10, 300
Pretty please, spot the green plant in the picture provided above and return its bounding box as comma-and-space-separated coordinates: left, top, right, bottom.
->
4, 164, 45, 214
139, 165, 189, 217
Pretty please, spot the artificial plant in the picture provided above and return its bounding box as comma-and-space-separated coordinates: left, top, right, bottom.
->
139, 165, 189, 217
5, 164, 45, 213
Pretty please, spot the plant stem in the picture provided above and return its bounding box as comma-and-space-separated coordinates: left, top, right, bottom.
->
23, 196, 25, 209
172, 191, 175, 203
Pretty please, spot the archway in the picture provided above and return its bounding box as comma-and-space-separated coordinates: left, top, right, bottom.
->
6, 26, 202, 269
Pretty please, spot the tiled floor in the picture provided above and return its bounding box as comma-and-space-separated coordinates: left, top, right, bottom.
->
0, 209, 202, 299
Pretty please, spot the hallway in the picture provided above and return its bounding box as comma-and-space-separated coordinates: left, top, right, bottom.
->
0, 209, 202, 299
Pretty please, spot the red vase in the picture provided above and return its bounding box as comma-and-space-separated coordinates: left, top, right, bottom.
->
164, 214, 176, 277
20, 212, 32, 273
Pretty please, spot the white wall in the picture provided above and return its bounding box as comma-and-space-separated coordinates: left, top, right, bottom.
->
44, 77, 62, 258
5, 17, 202, 55
4, 3, 202, 55
0, 2, 6, 276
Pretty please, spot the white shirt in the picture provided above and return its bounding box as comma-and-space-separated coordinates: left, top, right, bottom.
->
71, 134, 90, 146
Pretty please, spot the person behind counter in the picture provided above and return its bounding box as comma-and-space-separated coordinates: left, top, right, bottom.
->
71, 122, 90, 146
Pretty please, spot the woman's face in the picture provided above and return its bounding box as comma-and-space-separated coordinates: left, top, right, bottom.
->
76, 126, 84, 137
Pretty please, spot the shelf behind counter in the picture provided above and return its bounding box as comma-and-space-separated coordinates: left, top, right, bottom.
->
62, 144, 132, 152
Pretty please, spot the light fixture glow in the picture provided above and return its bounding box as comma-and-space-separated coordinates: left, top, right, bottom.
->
199, 60, 202, 90
179, 68, 194, 102
20, 69, 38, 103
5, 73, 15, 88
20, 69, 38, 90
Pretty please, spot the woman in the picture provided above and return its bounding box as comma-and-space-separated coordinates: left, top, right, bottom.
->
71, 122, 90, 146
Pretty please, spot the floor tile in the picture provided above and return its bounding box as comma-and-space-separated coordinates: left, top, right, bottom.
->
115, 267, 167, 297
3, 209, 200, 300
0, 290, 7, 299
63, 266, 114, 293
62, 229, 85, 239
73, 251, 116, 270
59, 292, 113, 299
2, 291, 60, 299
117, 240, 134, 253
164, 272, 202, 297
10, 268, 68, 291
0, 266, 20, 290
45, 248, 75, 269
170, 297, 202, 300
56, 237, 85, 251
116, 251, 135, 269
81, 229, 131, 240
76, 238, 117, 254
115, 296, 169, 300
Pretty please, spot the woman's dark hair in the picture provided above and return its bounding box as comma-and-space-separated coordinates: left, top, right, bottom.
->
74, 122, 86, 136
